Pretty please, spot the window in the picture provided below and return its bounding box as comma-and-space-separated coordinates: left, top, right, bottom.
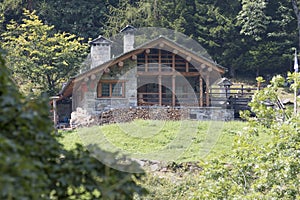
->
97, 80, 125, 98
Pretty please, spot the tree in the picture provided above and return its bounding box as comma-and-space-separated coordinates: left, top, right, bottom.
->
1, 9, 88, 95
104, 0, 158, 36
194, 0, 243, 77
36, 0, 108, 39
237, 0, 270, 41
191, 75, 300, 198
0, 0, 108, 39
292, 0, 300, 50
0, 54, 147, 199
1, 0, 295, 80
233, 0, 296, 77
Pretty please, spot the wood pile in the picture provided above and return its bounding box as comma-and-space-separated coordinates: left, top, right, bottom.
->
97, 107, 190, 125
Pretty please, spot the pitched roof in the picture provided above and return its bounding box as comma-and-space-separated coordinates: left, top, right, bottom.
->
120, 25, 135, 33
59, 35, 227, 98
77, 35, 226, 79
88, 35, 112, 45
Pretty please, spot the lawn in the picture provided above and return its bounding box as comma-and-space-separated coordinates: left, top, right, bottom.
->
58, 119, 272, 199
58, 119, 268, 162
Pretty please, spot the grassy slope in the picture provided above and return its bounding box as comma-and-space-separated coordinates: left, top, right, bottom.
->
58, 120, 269, 162
58, 120, 272, 199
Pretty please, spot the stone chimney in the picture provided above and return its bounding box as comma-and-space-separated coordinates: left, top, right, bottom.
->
89, 35, 112, 68
120, 25, 135, 53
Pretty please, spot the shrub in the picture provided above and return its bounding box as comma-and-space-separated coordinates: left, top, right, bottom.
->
190, 75, 300, 199
0, 55, 146, 199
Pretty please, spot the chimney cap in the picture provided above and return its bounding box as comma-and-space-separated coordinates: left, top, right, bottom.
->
120, 25, 135, 33
89, 35, 112, 45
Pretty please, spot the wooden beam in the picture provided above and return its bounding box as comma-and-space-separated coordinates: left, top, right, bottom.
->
172, 53, 175, 72
140, 38, 225, 73
186, 61, 189, 72
75, 48, 146, 81
145, 53, 148, 72
137, 71, 200, 76
118, 61, 124, 67
199, 76, 203, 107
158, 49, 161, 72
158, 75, 162, 106
206, 75, 210, 106
172, 75, 176, 107
131, 54, 137, 60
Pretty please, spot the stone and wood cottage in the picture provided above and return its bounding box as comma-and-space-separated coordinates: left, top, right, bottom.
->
56, 26, 233, 123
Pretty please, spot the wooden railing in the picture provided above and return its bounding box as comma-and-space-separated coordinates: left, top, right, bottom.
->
137, 85, 258, 108
209, 85, 256, 116
137, 92, 201, 106
210, 86, 257, 98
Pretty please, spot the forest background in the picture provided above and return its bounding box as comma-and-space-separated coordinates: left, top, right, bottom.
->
1, 0, 300, 95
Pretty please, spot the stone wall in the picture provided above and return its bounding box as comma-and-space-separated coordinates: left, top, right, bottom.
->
79, 59, 137, 114
93, 107, 234, 125
189, 107, 234, 121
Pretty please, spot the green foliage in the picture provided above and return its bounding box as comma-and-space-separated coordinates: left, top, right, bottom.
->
0, 0, 298, 80
104, 0, 164, 36
187, 75, 300, 198
288, 71, 300, 91
36, 0, 108, 39
1, 9, 88, 95
0, 55, 146, 199
256, 76, 265, 83
237, 0, 270, 41
247, 75, 285, 127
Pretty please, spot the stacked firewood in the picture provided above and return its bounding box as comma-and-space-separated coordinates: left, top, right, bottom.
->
97, 107, 190, 125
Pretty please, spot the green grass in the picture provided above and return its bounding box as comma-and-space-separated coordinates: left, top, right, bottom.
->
57, 120, 273, 200
58, 119, 267, 162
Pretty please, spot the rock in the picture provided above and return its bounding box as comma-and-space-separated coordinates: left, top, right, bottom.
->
150, 163, 159, 171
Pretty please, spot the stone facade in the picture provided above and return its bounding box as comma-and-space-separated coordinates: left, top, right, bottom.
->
123, 33, 134, 53
77, 59, 137, 114
90, 43, 111, 68
90, 36, 111, 68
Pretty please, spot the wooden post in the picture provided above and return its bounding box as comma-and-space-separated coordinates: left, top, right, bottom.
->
172, 53, 175, 72
145, 52, 148, 72
158, 49, 161, 72
206, 75, 210, 106
185, 61, 189, 72
199, 76, 203, 107
241, 84, 244, 95
51, 96, 60, 129
158, 75, 162, 106
172, 75, 176, 106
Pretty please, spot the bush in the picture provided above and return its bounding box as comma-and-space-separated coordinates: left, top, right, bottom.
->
0, 55, 146, 199
190, 75, 300, 199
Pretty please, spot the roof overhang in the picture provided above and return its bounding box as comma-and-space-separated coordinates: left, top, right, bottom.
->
58, 36, 227, 99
